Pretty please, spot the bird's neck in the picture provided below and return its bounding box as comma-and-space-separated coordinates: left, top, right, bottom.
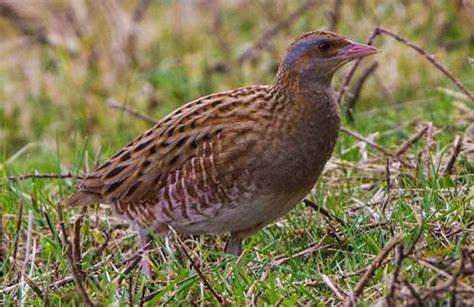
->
270, 66, 336, 112
269, 65, 340, 148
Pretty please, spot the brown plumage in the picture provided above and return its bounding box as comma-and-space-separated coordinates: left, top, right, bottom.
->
66, 31, 377, 274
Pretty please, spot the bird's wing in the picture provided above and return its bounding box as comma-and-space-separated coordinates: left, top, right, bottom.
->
66, 86, 269, 210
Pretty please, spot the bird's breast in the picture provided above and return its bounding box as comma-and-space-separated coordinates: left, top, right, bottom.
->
257, 92, 340, 196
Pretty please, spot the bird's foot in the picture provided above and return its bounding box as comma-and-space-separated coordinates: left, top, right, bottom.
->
225, 236, 243, 256
140, 255, 155, 279
138, 229, 156, 279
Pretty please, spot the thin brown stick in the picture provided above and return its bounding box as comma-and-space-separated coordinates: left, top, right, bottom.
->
0, 258, 109, 293
11, 200, 24, 271
93, 228, 114, 260
107, 99, 157, 125
128, 274, 134, 307
0, 1, 79, 55
271, 234, 329, 267
126, 0, 152, 63
326, 0, 343, 32
376, 27, 473, 101
12, 262, 46, 302
345, 61, 379, 121
340, 127, 393, 157
138, 279, 147, 307
73, 207, 86, 263
304, 199, 345, 226
381, 158, 392, 231
177, 240, 226, 305
237, 0, 318, 64
420, 249, 469, 301
0, 2, 48, 45
5, 172, 82, 182
275, 297, 285, 306
130, 0, 151, 25
446, 220, 474, 239
443, 135, 463, 175
57, 202, 95, 307
321, 273, 347, 301
412, 257, 473, 291
403, 278, 425, 306
386, 244, 404, 305
395, 124, 429, 157
344, 234, 403, 306
336, 28, 380, 105
338, 26, 473, 105
116, 254, 141, 285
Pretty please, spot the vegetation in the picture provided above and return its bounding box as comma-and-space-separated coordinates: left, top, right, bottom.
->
1, 1, 473, 305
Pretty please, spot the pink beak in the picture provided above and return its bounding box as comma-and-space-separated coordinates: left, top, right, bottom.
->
338, 41, 378, 59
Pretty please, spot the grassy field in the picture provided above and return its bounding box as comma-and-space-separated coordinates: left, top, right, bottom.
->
1, 0, 473, 305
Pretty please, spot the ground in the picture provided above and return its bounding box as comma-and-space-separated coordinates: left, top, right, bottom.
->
1, 1, 473, 305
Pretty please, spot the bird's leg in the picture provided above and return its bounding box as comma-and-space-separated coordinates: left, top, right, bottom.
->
225, 234, 243, 256
138, 228, 155, 278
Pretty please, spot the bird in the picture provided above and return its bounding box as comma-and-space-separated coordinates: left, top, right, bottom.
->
66, 31, 377, 275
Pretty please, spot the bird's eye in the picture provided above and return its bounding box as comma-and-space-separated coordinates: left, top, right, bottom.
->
318, 41, 330, 52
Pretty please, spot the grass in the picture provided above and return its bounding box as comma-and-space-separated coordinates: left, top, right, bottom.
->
1, 0, 473, 305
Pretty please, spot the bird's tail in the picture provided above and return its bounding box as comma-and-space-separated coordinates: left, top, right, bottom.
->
64, 191, 101, 207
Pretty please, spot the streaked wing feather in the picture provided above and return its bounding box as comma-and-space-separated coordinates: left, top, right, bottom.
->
73, 86, 268, 208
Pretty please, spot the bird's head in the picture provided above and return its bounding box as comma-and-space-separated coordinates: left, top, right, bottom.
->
280, 31, 378, 87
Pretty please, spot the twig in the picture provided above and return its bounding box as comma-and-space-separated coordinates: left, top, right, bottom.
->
376, 27, 473, 101
275, 297, 285, 306
381, 158, 392, 233
336, 28, 380, 105
12, 262, 46, 302
321, 273, 347, 301
0, 1, 78, 54
50, 276, 75, 289
0, 2, 48, 45
403, 278, 425, 306
11, 200, 23, 271
126, 0, 152, 63
107, 98, 157, 125
73, 207, 86, 263
395, 124, 429, 157
326, 0, 343, 32
337, 26, 474, 105
237, 0, 318, 64
130, 0, 151, 27
93, 228, 114, 260
176, 238, 225, 305
345, 61, 378, 122
57, 202, 95, 306
271, 234, 329, 266
128, 274, 134, 307
411, 256, 474, 291
138, 279, 147, 307
304, 199, 345, 226
116, 254, 141, 285
4, 172, 82, 182
446, 220, 474, 239
420, 249, 470, 301
2, 257, 109, 293
359, 221, 391, 231
340, 127, 393, 157
344, 234, 403, 306
386, 244, 404, 305
443, 135, 463, 175
19, 211, 33, 304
